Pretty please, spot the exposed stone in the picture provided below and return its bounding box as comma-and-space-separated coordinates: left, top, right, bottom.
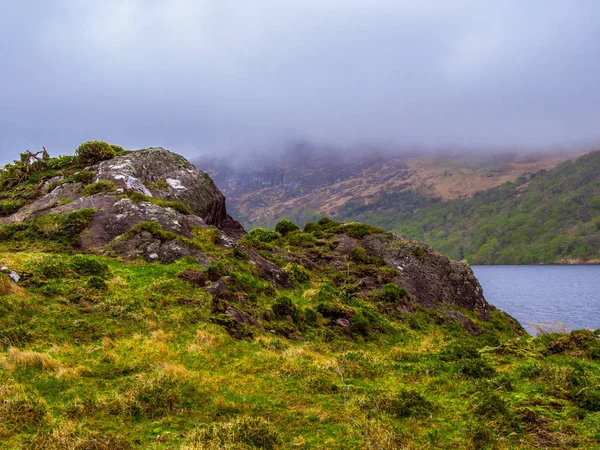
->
362, 233, 493, 320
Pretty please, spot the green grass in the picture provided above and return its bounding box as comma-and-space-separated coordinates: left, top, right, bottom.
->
1, 234, 600, 449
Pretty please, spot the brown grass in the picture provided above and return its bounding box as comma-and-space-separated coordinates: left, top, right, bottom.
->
8, 347, 60, 371
529, 321, 569, 337
0, 273, 26, 296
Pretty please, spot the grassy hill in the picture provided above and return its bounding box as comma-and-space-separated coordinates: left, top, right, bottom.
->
1, 146, 600, 448
340, 151, 600, 264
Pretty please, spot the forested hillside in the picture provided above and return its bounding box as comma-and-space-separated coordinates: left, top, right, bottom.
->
337, 151, 600, 264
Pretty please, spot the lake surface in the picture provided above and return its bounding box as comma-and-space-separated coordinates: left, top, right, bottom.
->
472, 265, 600, 335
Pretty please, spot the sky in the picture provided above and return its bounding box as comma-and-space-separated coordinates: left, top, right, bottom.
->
1, 0, 600, 164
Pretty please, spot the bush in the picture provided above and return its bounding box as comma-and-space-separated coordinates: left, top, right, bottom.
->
285, 263, 310, 284
575, 387, 600, 411
303, 222, 321, 233
272, 296, 299, 321
457, 359, 496, 378
337, 222, 384, 239
71, 170, 95, 185
412, 246, 424, 257
0, 199, 24, 217
82, 180, 116, 196
70, 255, 110, 278
376, 389, 433, 418
248, 228, 279, 243
317, 217, 340, 229
440, 340, 481, 361
86, 276, 108, 290
349, 247, 370, 263
375, 284, 408, 302
76, 141, 116, 164
275, 219, 300, 236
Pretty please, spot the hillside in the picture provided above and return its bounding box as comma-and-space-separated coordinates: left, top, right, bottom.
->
1, 144, 600, 448
342, 151, 600, 264
198, 147, 599, 264
196, 144, 575, 229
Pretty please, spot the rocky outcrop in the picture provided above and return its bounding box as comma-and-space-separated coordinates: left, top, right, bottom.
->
362, 233, 492, 320
0, 148, 245, 249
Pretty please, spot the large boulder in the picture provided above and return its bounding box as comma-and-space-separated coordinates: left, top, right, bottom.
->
0, 147, 245, 248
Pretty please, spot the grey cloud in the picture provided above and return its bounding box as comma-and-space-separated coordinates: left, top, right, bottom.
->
1, 0, 600, 164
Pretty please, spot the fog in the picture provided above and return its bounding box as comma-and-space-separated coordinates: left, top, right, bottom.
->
2, 1, 600, 164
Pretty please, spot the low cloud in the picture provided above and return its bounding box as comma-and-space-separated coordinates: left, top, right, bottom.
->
1, 1, 600, 163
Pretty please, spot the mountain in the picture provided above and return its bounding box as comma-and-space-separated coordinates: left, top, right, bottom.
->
196, 145, 594, 263
1, 144, 599, 448
341, 151, 600, 264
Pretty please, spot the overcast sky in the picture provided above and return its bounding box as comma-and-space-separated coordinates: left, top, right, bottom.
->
1, 1, 600, 163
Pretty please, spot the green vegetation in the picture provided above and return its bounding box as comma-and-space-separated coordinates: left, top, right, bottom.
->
333, 152, 600, 264
125, 191, 193, 215
274, 219, 300, 236
75, 141, 116, 164
82, 180, 117, 196
1, 210, 599, 448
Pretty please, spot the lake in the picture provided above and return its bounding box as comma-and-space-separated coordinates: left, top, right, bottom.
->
472, 265, 600, 335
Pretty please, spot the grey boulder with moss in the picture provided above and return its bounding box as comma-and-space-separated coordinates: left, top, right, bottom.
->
0, 147, 245, 253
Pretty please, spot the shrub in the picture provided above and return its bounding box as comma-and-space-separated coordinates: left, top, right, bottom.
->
86, 276, 108, 290
0, 199, 24, 217
412, 246, 424, 257
337, 222, 384, 239
351, 313, 371, 337
248, 228, 279, 243
303, 222, 321, 233
284, 232, 317, 248
375, 284, 408, 302
34, 256, 71, 279
82, 180, 116, 196
304, 308, 318, 327
317, 217, 340, 229
70, 170, 95, 185
126, 375, 183, 418
272, 296, 299, 321
110, 144, 125, 154
274, 219, 300, 236
440, 340, 481, 361
75, 141, 116, 164
349, 247, 370, 263
285, 263, 310, 284
70, 255, 110, 278
471, 392, 508, 418
374, 389, 433, 418
574, 387, 600, 411
457, 359, 496, 378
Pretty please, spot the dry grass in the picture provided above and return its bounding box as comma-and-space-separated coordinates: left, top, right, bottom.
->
158, 361, 191, 379
0, 273, 26, 296
529, 321, 569, 336
8, 348, 60, 371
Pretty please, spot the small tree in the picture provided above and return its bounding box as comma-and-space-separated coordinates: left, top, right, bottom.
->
76, 141, 116, 164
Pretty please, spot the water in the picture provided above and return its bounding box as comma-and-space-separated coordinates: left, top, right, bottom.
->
471, 265, 600, 335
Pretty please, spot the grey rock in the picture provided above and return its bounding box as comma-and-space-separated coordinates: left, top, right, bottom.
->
8, 271, 20, 283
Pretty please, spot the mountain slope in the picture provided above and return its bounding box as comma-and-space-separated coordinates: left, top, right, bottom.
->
196, 145, 574, 229
347, 151, 600, 264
